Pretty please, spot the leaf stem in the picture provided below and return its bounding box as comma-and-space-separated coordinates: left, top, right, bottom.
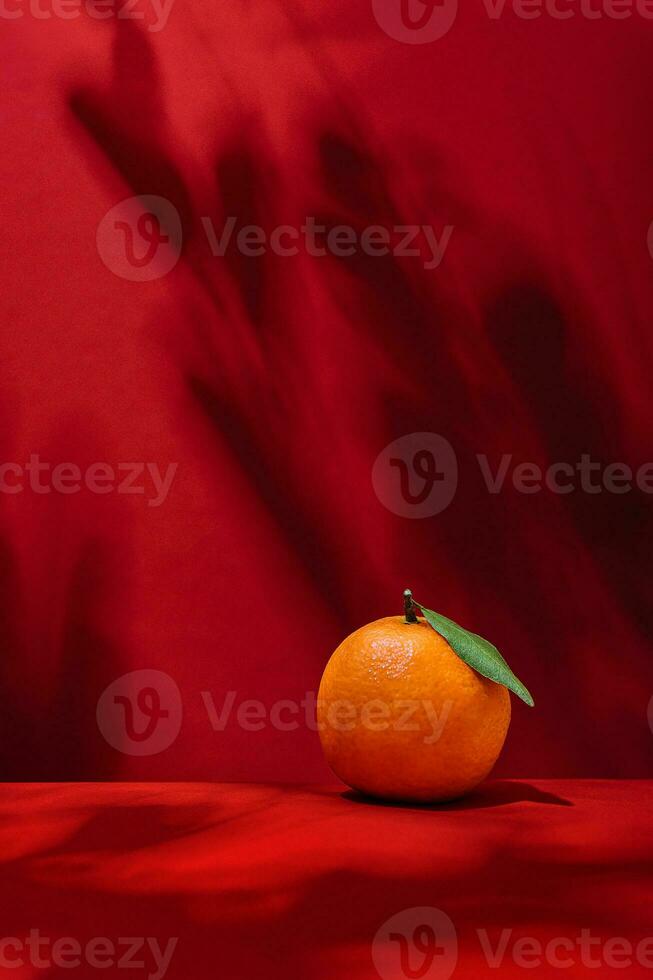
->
403, 588, 418, 624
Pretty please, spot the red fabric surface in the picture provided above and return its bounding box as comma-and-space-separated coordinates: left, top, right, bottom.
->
0, 780, 651, 979
2, 3, 653, 781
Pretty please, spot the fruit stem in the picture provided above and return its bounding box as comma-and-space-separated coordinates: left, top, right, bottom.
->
403, 588, 418, 624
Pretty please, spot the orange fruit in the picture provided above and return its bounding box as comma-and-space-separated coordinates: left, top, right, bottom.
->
318, 614, 511, 803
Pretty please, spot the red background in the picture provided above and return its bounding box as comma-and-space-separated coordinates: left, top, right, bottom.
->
1, 782, 651, 980
2, 0, 653, 782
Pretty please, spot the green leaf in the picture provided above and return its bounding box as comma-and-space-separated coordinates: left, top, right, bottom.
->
414, 601, 534, 707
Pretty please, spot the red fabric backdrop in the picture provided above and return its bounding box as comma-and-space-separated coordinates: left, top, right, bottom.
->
1, 0, 653, 781
2, 781, 652, 980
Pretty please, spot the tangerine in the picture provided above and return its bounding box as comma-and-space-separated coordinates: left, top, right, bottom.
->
318, 607, 511, 803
